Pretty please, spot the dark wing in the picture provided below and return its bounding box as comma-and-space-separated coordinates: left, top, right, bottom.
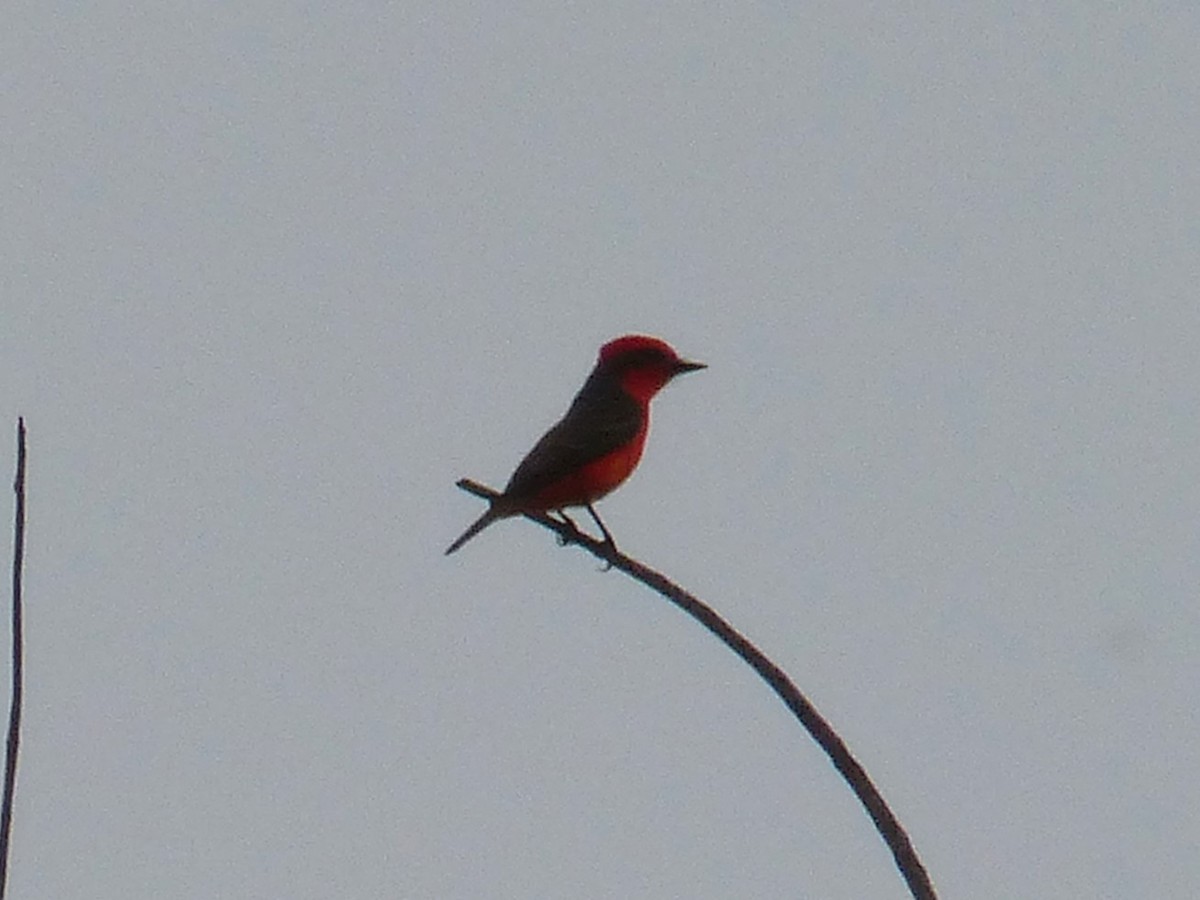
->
503, 371, 642, 500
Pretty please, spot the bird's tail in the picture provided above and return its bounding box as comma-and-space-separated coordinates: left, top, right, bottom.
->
444, 506, 505, 555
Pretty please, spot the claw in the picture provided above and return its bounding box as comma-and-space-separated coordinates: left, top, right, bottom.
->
585, 503, 618, 549
555, 510, 581, 546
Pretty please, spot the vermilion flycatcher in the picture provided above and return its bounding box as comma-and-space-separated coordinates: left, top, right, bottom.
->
445, 335, 705, 555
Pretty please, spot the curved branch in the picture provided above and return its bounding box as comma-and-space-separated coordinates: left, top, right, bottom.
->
453, 478, 937, 900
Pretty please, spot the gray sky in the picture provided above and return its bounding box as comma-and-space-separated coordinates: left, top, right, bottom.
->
3, 2, 1198, 897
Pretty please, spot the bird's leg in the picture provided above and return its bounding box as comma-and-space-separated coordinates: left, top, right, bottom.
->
584, 503, 617, 571
586, 503, 617, 551
555, 509, 582, 545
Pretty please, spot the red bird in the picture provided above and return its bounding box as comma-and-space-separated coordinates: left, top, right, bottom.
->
445, 335, 706, 555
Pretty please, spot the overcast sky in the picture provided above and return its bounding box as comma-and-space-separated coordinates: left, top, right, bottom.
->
3, 2, 1198, 898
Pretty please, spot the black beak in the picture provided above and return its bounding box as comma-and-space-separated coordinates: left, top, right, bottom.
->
672, 358, 707, 376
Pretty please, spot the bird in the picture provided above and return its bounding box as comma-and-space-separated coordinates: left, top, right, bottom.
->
445, 335, 705, 555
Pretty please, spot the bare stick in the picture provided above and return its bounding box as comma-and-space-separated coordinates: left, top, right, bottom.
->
1, 419, 26, 898
453, 478, 937, 900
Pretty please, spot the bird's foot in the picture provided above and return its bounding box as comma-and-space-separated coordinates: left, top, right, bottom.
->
555, 510, 583, 546
585, 503, 618, 568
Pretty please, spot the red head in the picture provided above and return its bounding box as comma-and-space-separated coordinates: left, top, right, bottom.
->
595, 335, 706, 403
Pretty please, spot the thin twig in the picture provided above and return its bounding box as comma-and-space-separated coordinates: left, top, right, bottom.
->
1, 419, 26, 899
453, 478, 937, 900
